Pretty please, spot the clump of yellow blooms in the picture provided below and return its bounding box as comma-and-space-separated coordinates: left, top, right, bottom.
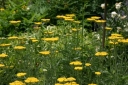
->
39, 51, 50, 55
85, 63, 91, 67
24, 77, 39, 83
74, 47, 82, 50
0, 64, 5, 67
56, 77, 79, 85
0, 8, 4, 11
108, 33, 123, 40
95, 20, 106, 23
95, 71, 101, 76
42, 37, 59, 42
41, 19, 50, 22
95, 51, 108, 56
31, 39, 38, 43
74, 66, 83, 70
0, 53, 8, 58
16, 72, 27, 77
0, 43, 11, 47
8, 36, 18, 39
9, 80, 26, 85
88, 83, 97, 85
9, 20, 21, 25
14, 46, 26, 50
69, 61, 82, 66
34, 22, 42, 25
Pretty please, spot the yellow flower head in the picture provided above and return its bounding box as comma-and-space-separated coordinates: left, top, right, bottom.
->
34, 22, 42, 25
66, 77, 76, 81
55, 83, 63, 85
42, 37, 59, 42
85, 63, 91, 67
95, 51, 108, 56
8, 36, 18, 39
0, 53, 8, 58
74, 47, 82, 50
39, 51, 50, 55
56, 15, 65, 19
0, 8, 4, 11
16, 72, 27, 77
57, 77, 67, 82
41, 19, 50, 22
9, 20, 21, 25
32, 39, 38, 43
9, 80, 26, 85
0, 44, 11, 47
88, 83, 97, 85
87, 18, 95, 21
14, 46, 26, 50
74, 66, 83, 70
95, 20, 106, 23
0, 64, 5, 67
24, 77, 39, 83
95, 71, 101, 75
70, 61, 82, 66
91, 16, 101, 20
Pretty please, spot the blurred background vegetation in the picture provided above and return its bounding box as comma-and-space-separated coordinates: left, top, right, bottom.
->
0, 0, 124, 36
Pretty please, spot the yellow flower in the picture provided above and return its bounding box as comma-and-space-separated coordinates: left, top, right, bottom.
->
39, 51, 50, 55
118, 39, 128, 43
0, 53, 8, 58
14, 46, 26, 50
91, 16, 101, 20
16, 72, 27, 77
87, 18, 95, 21
66, 77, 76, 81
32, 39, 38, 43
74, 47, 82, 50
70, 61, 82, 66
55, 83, 63, 85
9, 80, 26, 85
56, 15, 65, 19
42, 37, 59, 42
0, 8, 4, 11
105, 27, 112, 30
0, 43, 9, 47
95, 51, 108, 56
88, 83, 97, 85
9, 20, 21, 25
24, 77, 39, 83
34, 22, 42, 25
57, 77, 67, 82
95, 72, 101, 75
74, 66, 83, 70
8, 36, 18, 39
85, 63, 91, 66
41, 19, 50, 22
95, 20, 106, 23
0, 64, 5, 67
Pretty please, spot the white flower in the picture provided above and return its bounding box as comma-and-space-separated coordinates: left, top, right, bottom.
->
115, 2, 122, 10
101, 3, 105, 9
111, 11, 117, 18
120, 15, 127, 19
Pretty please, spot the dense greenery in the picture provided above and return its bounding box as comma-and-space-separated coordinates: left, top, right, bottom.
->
0, 0, 128, 85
